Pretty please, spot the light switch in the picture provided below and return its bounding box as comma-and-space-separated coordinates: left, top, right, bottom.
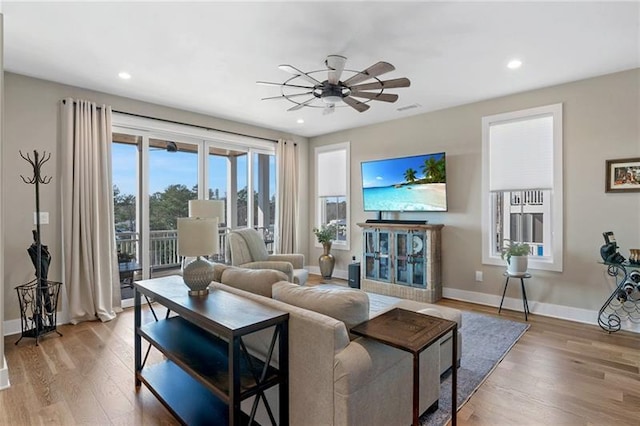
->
34, 212, 49, 225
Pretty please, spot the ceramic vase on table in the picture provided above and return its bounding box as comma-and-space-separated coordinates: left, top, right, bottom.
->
319, 242, 335, 279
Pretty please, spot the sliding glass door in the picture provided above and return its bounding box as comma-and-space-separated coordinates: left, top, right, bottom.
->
147, 138, 199, 275
112, 118, 277, 305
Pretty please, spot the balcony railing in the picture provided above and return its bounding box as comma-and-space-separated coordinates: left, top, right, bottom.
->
116, 228, 230, 271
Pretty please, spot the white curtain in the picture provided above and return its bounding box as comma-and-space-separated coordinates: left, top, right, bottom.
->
276, 139, 299, 254
60, 98, 120, 324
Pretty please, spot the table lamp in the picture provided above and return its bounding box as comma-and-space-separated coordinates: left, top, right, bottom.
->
177, 217, 219, 296
189, 199, 225, 223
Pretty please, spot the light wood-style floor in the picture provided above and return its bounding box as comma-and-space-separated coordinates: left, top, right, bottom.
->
2, 275, 639, 425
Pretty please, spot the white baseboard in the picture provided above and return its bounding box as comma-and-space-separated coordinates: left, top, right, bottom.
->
0, 356, 10, 390
3, 318, 21, 337
443, 287, 640, 333
4, 311, 70, 337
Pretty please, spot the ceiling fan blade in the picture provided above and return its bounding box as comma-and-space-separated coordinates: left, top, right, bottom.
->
343, 61, 395, 86
279, 64, 322, 86
343, 96, 370, 113
350, 77, 411, 91
350, 91, 399, 103
326, 55, 347, 84
323, 104, 336, 115
257, 81, 315, 90
261, 92, 313, 101
287, 97, 316, 111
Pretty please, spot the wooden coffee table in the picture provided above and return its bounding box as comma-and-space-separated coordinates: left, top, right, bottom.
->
351, 308, 458, 426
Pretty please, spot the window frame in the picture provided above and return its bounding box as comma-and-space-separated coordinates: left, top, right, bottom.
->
481, 104, 563, 272
315, 142, 350, 251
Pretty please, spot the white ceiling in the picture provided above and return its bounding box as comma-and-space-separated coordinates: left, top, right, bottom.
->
3, 1, 639, 138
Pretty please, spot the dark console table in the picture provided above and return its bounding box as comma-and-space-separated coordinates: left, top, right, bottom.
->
351, 308, 457, 426
134, 275, 289, 425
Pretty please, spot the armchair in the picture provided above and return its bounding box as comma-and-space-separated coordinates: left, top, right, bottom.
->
227, 228, 308, 285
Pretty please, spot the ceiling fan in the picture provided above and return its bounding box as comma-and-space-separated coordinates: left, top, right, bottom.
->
257, 55, 411, 114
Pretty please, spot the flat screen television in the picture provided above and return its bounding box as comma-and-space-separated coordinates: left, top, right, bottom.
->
361, 152, 447, 212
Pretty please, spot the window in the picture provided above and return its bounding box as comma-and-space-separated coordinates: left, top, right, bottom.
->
481, 104, 563, 271
111, 113, 277, 285
315, 142, 350, 250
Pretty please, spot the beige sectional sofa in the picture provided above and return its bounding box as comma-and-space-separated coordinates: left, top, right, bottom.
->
211, 265, 462, 426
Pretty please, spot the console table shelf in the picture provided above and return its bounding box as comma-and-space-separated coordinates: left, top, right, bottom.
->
138, 361, 254, 426
134, 275, 289, 425
138, 317, 280, 399
598, 262, 640, 333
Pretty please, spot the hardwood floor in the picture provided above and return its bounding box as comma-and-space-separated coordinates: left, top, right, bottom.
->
2, 276, 639, 425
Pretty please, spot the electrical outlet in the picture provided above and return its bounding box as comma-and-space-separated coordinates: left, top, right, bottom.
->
475, 271, 483, 282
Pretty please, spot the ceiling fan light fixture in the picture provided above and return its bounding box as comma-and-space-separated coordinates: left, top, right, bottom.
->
260, 56, 410, 113
323, 95, 342, 104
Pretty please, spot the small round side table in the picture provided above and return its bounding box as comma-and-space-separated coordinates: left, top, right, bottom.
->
498, 271, 531, 321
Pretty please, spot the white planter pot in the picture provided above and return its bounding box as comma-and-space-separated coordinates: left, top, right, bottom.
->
507, 256, 528, 275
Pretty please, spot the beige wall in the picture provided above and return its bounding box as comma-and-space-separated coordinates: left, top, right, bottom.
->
309, 69, 640, 319
2, 72, 309, 324
0, 14, 6, 386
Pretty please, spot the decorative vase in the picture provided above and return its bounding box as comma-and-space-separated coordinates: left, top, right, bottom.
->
507, 255, 528, 275
319, 242, 335, 279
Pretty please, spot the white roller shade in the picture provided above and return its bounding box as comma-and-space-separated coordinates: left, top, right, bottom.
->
317, 148, 347, 197
489, 114, 554, 192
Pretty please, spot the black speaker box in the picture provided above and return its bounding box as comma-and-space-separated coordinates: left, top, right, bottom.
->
348, 263, 361, 289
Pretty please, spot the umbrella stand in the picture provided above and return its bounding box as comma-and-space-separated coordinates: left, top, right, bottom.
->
16, 150, 62, 345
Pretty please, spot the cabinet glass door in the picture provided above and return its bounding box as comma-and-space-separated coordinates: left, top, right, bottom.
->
395, 231, 411, 286
364, 230, 377, 279
394, 231, 427, 288
378, 231, 391, 281
363, 229, 391, 282
409, 233, 426, 288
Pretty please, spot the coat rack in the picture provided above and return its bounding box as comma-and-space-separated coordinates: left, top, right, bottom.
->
15, 150, 62, 345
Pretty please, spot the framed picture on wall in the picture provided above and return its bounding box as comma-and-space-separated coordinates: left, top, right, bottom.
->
605, 157, 640, 193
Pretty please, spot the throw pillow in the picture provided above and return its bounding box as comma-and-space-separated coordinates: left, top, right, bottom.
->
220, 267, 289, 298
272, 282, 369, 338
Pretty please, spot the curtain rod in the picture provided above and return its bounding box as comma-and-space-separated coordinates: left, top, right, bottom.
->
61, 99, 280, 143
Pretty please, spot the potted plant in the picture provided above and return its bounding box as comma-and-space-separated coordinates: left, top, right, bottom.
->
313, 224, 338, 279
501, 241, 531, 275
117, 250, 136, 264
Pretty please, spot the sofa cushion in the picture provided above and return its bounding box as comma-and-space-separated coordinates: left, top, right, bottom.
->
212, 262, 233, 283
272, 282, 369, 336
220, 267, 289, 298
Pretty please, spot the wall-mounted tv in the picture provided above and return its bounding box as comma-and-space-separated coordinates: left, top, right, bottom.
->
361, 152, 447, 212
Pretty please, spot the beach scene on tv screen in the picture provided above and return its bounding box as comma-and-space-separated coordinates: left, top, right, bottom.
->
362, 153, 447, 211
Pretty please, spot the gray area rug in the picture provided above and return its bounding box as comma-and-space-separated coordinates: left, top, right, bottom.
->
420, 311, 530, 426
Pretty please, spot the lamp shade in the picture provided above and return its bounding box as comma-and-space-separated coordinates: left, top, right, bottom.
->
189, 199, 225, 222
177, 217, 219, 257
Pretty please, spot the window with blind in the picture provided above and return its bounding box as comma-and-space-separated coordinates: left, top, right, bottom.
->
481, 104, 563, 272
315, 142, 350, 250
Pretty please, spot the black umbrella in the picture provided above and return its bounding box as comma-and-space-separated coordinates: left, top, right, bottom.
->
27, 230, 54, 319
28, 231, 51, 281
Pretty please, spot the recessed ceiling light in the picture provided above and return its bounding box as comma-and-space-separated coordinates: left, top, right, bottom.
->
507, 59, 522, 70
296, 118, 304, 124
118, 71, 132, 80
